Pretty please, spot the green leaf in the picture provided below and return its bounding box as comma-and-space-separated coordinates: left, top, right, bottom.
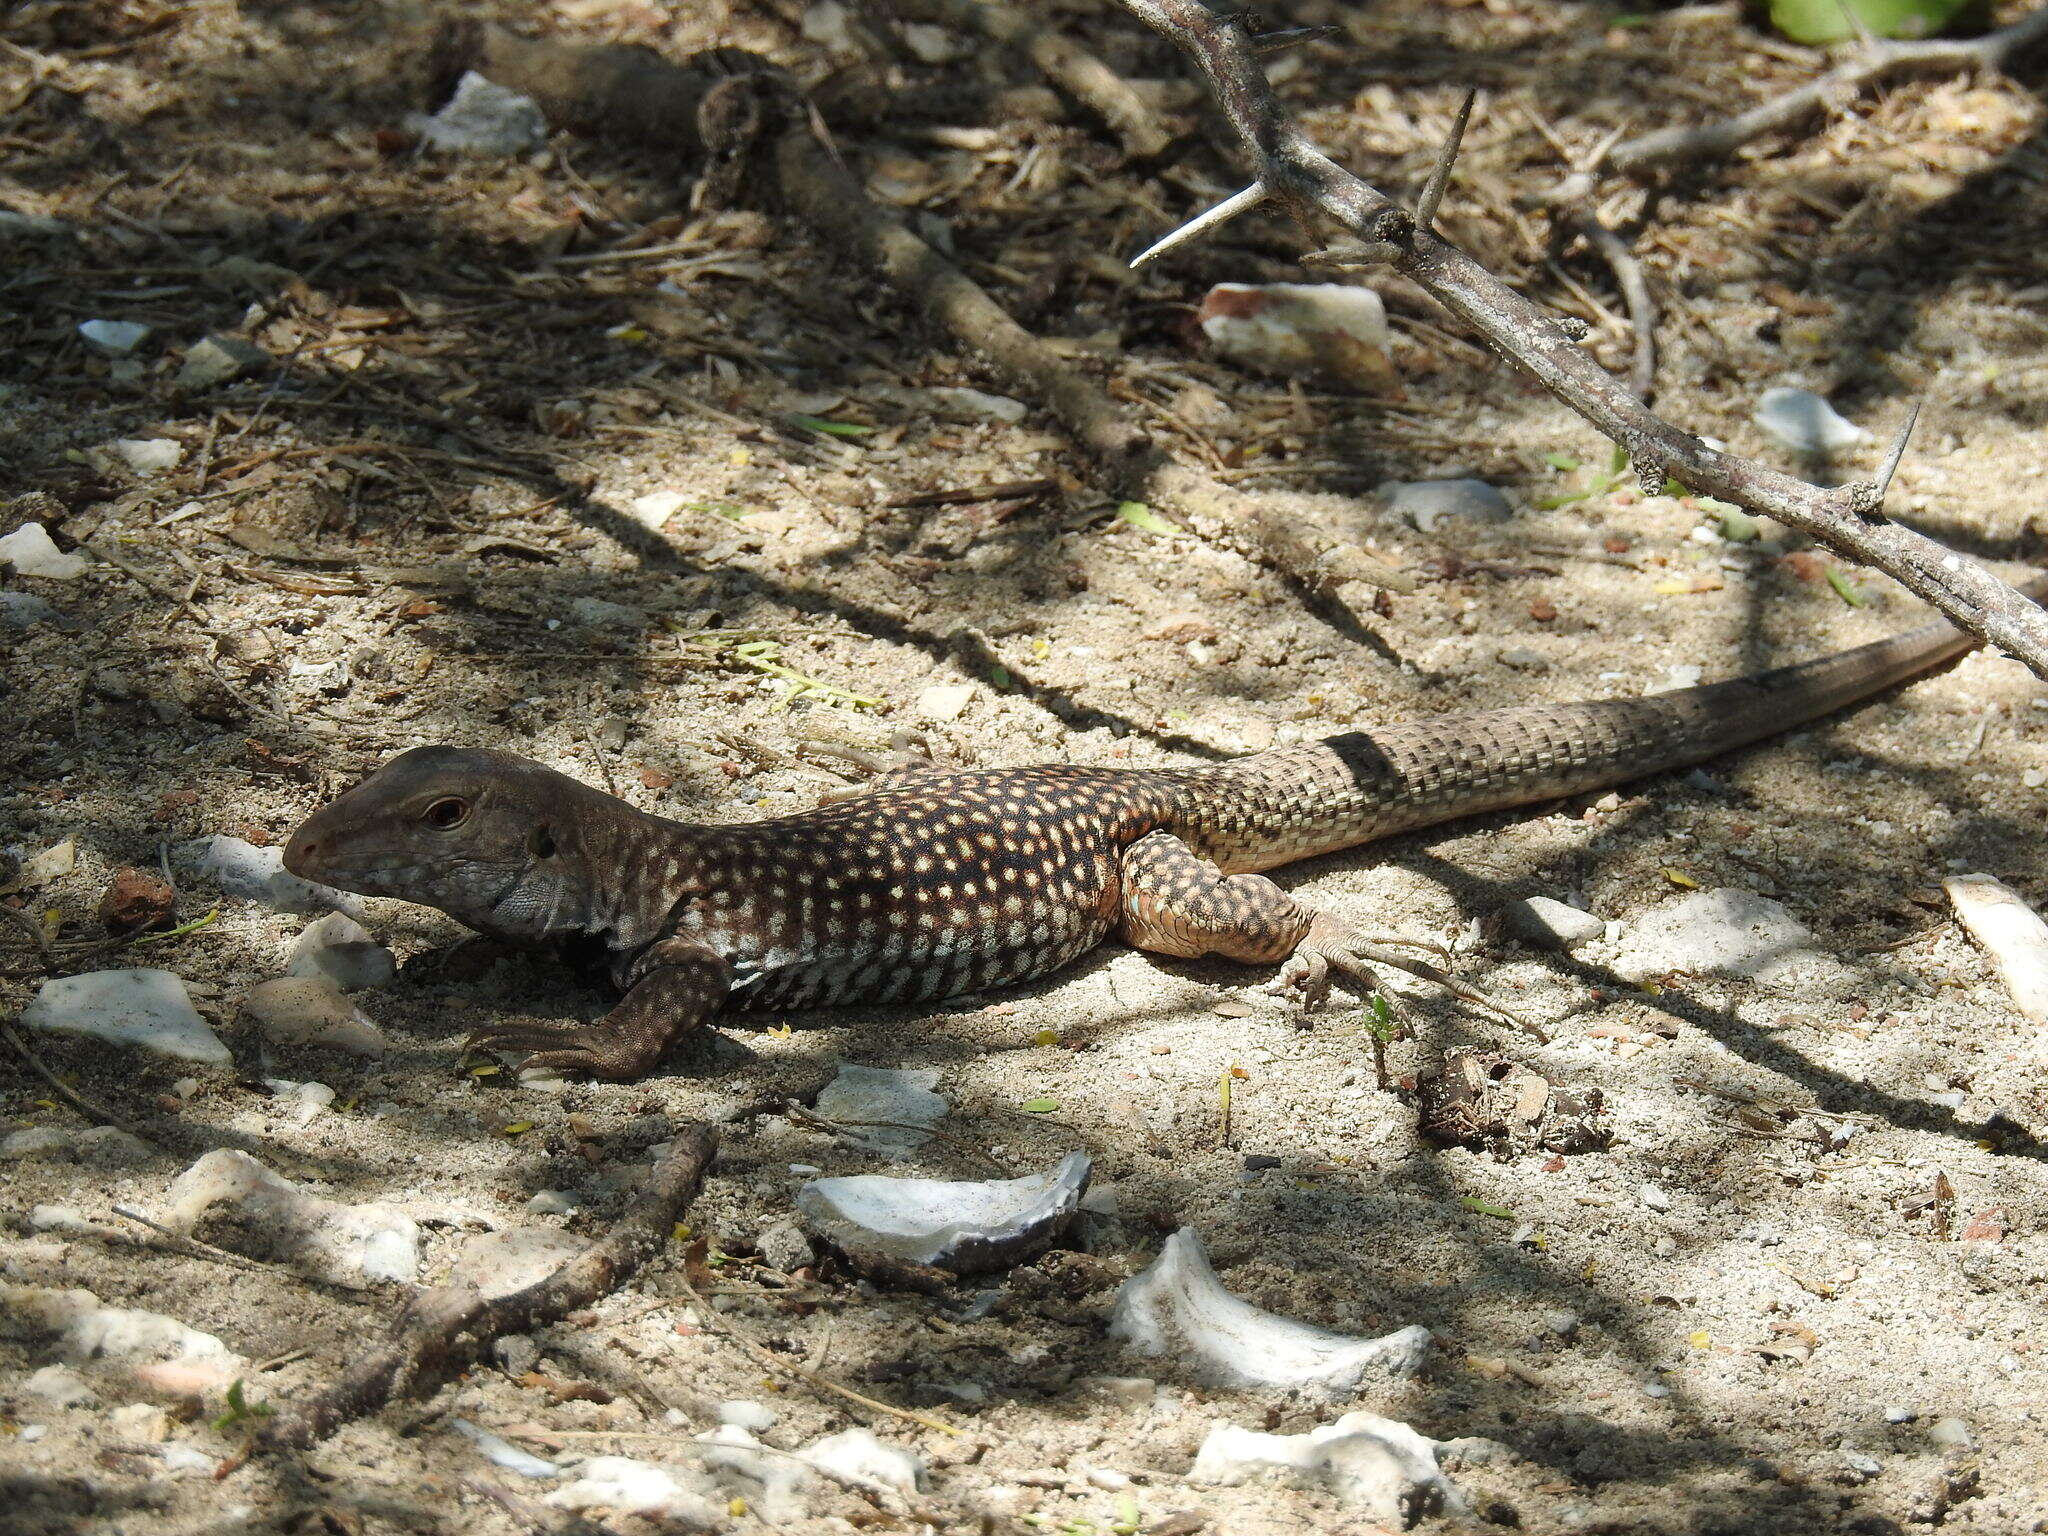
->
1714, 505, 1762, 542
1607, 442, 1628, 476
1114, 500, 1183, 536
1659, 477, 1688, 499
1769, 0, 1973, 45
1022, 1097, 1058, 1114
1460, 1197, 1516, 1220
1543, 451, 1580, 472
788, 413, 875, 438
1825, 567, 1867, 608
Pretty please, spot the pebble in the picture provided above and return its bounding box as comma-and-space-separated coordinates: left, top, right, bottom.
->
1190, 1412, 1462, 1521
410, 71, 548, 155
1884, 1405, 1917, 1424
525, 1189, 580, 1216
22, 968, 230, 1066
105, 438, 183, 475
813, 1063, 947, 1158
1754, 386, 1870, 454
0, 590, 63, 628
241, 976, 385, 1058
175, 334, 268, 390
916, 683, 976, 722
1199, 283, 1395, 394
1498, 646, 1546, 670
98, 867, 177, 934
1843, 1452, 1881, 1479
77, 319, 151, 354
718, 1400, 779, 1432
1502, 896, 1604, 950
1639, 1182, 1672, 1212
106, 1403, 169, 1443
1927, 1416, 1974, 1452
165, 1148, 420, 1286
1379, 477, 1513, 534
195, 834, 360, 915
629, 490, 687, 529
754, 1220, 815, 1274
25, 1365, 95, 1405
0, 522, 91, 579
285, 912, 396, 990
452, 1418, 561, 1479
1609, 887, 1834, 986
2, 1126, 78, 1161
925, 386, 1028, 422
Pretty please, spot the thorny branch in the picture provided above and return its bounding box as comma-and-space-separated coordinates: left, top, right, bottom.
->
1112, 0, 2048, 681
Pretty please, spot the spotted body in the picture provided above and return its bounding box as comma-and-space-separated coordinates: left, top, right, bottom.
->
284, 581, 2040, 1080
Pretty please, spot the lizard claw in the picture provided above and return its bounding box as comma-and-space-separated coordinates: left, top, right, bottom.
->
465, 1022, 656, 1081
1274, 914, 1548, 1043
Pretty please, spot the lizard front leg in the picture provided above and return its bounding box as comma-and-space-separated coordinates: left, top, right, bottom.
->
1117, 830, 1539, 1038
467, 938, 731, 1081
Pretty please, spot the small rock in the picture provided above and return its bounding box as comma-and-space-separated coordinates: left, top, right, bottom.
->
1543, 1309, 1581, 1341
106, 1403, 169, 1443
22, 968, 230, 1066
1084, 1467, 1132, 1491
1498, 646, 1546, 671
1609, 887, 1835, 986
2, 1126, 78, 1161
1927, 1417, 1974, 1452
286, 912, 396, 990
813, 1063, 947, 1158
1843, 1451, 1881, 1480
629, 489, 688, 529
176, 334, 269, 390
25, 1365, 96, 1406
98, 867, 177, 935
525, 1189, 580, 1216
1884, 1405, 1918, 1424
1502, 897, 1604, 950
1639, 1182, 1672, 1213
567, 596, 645, 629
445, 1228, 589, 1299
924, 386, 1028, 423
105, 438, 184, 476
802, 1427, 925, 1495
241, 976, 385, 1058
1080, 1375, 1157, 1409
453, 1417, 561, 1479
410, 71, 548, 156
1190, 1412, 1465, 1522
719, 1400, 779, 1432
0, 591, 62, 628
77, 319, 151, 354
916, 683, 975, 722
1754, 386, 1870, 454
754, 1220, 814, 1274
74, 1127, 155, 1167
1199, 282, 1395, 393
1381, 478, 1513, 534
165, 1148, 419, 1286
195, 834, 361, 915
0, 522, 91, 580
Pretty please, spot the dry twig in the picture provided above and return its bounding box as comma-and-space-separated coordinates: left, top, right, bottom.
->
1111, 0, 2048, 679
251, 1124, 717, 1454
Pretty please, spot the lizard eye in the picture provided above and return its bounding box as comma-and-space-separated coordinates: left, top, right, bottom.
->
421, 796, 469, 829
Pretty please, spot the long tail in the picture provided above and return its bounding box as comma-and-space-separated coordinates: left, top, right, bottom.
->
1165, 572, 2047, 874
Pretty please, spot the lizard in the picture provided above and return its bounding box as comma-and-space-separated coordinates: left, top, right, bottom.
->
283, 577, 2045, 1081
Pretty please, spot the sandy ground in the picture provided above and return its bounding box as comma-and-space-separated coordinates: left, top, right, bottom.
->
4, 2, 2048, 1533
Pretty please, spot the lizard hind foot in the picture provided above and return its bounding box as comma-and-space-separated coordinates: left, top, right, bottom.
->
465, 1020, 665, 1081
1270, 913, 1547, 1044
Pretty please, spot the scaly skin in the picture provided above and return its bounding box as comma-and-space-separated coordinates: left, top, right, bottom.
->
284, 582, 2040, 1079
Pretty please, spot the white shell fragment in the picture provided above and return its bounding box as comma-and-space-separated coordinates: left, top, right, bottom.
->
0, 521, 91, 580
1944, 873, 2048, 1027
164, 1149, 419, 1287
1754, 386, 1870, 454
241, 976, 386, 1057
411, 71, 548, 155
1198, 282, 1395, 393
78, 319, 151, 354
812, 1063, 948, 1158
452, 1418, 561, 1479
195, 834, 362, 915
1190, 1412, 1467, 1525
796, 1152, 1091, 1274
1109, 1228, 1432, 1397
21, 969, 231, 1066
285, 912, 396, 990
1607, 887, 1838, 986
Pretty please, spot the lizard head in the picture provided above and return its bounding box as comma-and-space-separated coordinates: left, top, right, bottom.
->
285, 746, 607, 941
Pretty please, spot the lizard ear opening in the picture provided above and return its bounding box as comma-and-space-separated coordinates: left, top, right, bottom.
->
529, 824, 557, 858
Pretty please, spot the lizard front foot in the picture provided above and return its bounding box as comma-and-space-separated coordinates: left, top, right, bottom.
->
466, 1021, 666, 1081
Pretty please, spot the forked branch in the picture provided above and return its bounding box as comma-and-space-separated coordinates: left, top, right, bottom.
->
1110, 0, 2048, 680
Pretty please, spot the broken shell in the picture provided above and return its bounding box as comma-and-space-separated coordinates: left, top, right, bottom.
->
796, 1151, 1091, 1274
1109, 1228, 1430, 1397
1191, 1411, 1467, 1524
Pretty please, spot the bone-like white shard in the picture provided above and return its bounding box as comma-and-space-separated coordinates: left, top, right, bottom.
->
4, 1284, 240, 1370
1754, 386, 1870, 453
1109, 1228, 1431, 1397
285, 912, 396, 990
164, 1149, 419, 1287
21, 969, 230, 1066
1945, 873, 2048, 1026
1190, 1412, 1466, 1525
452, 1418, 561, 1479
796, 1152, 1090, 1273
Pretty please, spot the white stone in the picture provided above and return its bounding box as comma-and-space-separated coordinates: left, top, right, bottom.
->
719, 1399, 780, 1432
630, 489, 688, 529
1190, 1412, 1466, 1523
813, 1063, 947, 1158
1198, 283, 1394, 393
106, 1402, 169, 1442
21, 969, 230, 1066
445, 1228, 588, 1299
24, 1365, 96, 1405
915, 683, 975, 722
196, 834, 361, 915
285, 912, 395, 990
1502, 897, 1604, 950
78, 319, 151, 354
452, 1417, 561, 1478
1379, 478, 1513, 534
3, 1283, 239, 1366
1109, 1228, 1431, 1397
410, 71, 547, 155
546, 1457, 719, 1522
1639, 1182, 1672, 1213
1754, 386, 1870, 454
176, 334, 268, 390
164, 1149, 419, 1287
1608, 888, 1831, 985
1944, 873, 2048, 1025
0, 522, 90, 579
241, 976, 385, 1057
925, 386, 1028, 422
796, 1152, 1091, 1273
3, 1126, 79, 1161
802, 1427, 925, 1495
107, 438, 184, 475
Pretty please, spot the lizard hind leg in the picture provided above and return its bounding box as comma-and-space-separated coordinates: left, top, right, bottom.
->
1117, 829, 1540, 1040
